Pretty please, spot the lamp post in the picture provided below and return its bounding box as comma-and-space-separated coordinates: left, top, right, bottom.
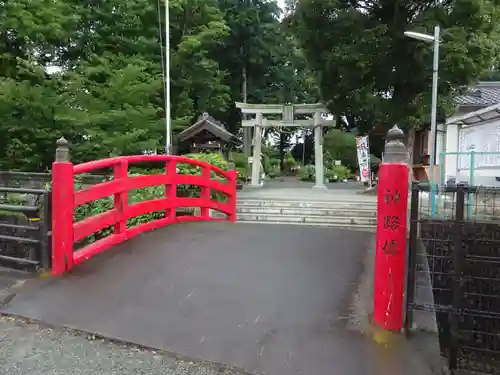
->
404, 26, 440, 216
164, 0, 172, 154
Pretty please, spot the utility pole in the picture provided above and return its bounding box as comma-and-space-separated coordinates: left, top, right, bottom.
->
242, 0, 251, 158
404, 26, 440, 215
243, 65, 250, 157
164, 0, 172, 154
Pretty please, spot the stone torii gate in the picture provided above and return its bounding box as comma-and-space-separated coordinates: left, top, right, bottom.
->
235, 102, 336, 189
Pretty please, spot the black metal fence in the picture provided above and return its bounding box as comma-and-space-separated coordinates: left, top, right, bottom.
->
406, 183, 500, 374
0, 187, 51, 272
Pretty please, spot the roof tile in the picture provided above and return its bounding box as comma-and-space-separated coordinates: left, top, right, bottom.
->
454, 82, 500, 105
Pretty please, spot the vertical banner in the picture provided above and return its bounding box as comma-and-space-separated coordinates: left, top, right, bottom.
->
373, 163, 409, 331
356, 136, 371, 183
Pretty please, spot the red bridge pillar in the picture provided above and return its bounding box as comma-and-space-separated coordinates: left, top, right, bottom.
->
373, 126, 409, 332
51, 137, 74, 276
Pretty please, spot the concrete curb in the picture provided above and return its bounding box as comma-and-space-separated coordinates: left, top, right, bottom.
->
347, 233, 439, 333
0, 277, 27, 307
413, 239, 439, 333
0, 267, 47, 308
347, 235, 375, 334
346, 236, 444, 374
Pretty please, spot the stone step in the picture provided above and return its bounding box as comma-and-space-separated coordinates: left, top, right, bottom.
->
237, 199, 377, 210
236, 213, 377, 226
235, 219, 376, 231
236, 206, 377, 217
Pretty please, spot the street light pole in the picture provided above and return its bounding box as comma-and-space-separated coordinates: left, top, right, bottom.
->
428, 25, 440, 216
164, 0, 172, 154
404, 25, 440, 216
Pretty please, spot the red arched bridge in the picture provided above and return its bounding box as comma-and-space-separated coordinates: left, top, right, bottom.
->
0, 149, 418, 375
51, 154, 237, 275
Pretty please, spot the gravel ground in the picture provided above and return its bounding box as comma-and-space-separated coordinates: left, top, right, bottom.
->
0, 316, 250, 375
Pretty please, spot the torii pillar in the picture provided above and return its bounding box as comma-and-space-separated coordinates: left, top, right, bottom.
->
313, 111, 326, 189
236, 102, 335, 188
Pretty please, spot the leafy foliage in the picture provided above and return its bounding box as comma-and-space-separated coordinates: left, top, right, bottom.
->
298, 163, 350, 182
292, 0, 500, 132
323, 130, 358, 171
298, 165, 315, 181
0, 0, 317, 171
74, 152, 229, 244
326, 165, 350, 182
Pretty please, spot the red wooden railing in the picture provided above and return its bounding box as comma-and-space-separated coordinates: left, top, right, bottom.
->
51, 155, 237, 276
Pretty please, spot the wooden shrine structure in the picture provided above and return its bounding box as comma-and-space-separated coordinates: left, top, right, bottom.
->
177, 113, 241, 158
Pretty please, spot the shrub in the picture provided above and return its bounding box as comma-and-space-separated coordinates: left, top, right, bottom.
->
299, 165, 315, 181
267, 166, 280, 179
283, 155, 298, 175
231, 152, 248, 170
73, 152, 230, 245
177, 153, 229, 199
325, 165, 350, 182
236, 168, 249, 183
180, 152, 228, 173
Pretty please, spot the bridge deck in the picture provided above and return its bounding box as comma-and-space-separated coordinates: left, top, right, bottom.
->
1, 222, 432, 375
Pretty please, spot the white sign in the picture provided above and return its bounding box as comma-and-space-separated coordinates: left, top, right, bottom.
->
356, 136, 371, 183
334, 160, 341, 166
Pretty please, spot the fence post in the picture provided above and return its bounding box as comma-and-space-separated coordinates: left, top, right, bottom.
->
51, 137, 74, 275
449, 183, 466, 372
227, 162, 237, 222
405, 182, 420, 332
373, 125, 409, 331
39, 191, 52, 271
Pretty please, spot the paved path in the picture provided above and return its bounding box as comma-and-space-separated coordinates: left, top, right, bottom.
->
239, 180, 376, 203
259, 176, 365, 190
1, 222, 437, 375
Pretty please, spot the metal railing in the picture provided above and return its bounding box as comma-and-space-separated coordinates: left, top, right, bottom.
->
0, 187, 51, 271
406, 182, 500, 374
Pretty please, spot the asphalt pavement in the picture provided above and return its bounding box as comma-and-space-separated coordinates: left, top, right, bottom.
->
1, 221, 440, 375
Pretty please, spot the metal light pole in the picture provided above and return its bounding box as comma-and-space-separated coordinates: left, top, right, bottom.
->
164, 0, 172, 154
404, 26, 440, 216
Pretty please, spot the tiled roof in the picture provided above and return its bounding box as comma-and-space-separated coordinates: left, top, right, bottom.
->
446, 102, 500, 126
454, 81, 500, 106
177, 112, 242, 145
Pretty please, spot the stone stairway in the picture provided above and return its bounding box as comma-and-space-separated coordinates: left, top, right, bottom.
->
236, 197, 378, 230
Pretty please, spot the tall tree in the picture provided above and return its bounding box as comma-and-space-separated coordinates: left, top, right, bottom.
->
292, 0, 500, 133
0, 0, 320, 170
0, 0, 79, 170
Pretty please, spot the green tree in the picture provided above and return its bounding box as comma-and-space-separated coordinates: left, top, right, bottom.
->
65, 0, 230, 139
0, 0, 79, 170
323, 129, 358, 171
292, 0, 500, 133
0, 0, 320, 171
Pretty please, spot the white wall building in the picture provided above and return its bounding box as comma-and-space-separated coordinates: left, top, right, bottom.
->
420, 81, 500, 186
444, 102, 500, 186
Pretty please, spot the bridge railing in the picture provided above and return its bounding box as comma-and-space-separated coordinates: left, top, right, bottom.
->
51, 138, 236, 276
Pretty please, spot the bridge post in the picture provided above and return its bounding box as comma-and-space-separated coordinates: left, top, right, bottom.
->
227, 162, 237, 222
51, 137, 75, 275
373, 125, 409, 331
165, 160, 177, 221
200, 166, 211, 219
